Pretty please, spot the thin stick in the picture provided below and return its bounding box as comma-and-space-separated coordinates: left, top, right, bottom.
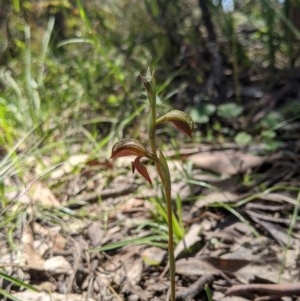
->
226, 283, 300, 297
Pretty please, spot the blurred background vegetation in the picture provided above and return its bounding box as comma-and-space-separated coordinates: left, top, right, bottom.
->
0, 0, 300, 171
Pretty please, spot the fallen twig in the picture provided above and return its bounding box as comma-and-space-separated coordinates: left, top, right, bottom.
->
225, 282, 300, 297
176, 274, 214, 301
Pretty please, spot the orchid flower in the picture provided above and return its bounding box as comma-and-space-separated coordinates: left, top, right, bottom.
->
110, 69, 194, 301
110, 138, 156, 185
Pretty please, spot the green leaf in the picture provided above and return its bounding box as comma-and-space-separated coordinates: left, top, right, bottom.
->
190, 103, 216, 124
0, 289, 23, 301
0, 269, 39, 300
260, 111, 282, 129
217, 103, 243, 119
156, 110, 194, 138
234, 132, 253, 146
261, 130, 276, 139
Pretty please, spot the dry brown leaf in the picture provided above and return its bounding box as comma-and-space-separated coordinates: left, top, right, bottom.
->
146, 280, 169, 293
214, 292, 250, 301
13, 292, 96, 301
203, 256, 254, 273
161, 224, 202, 277
226, 282, 300, 297
188, 150, 279, 176
232, 261, 286, 284
193, 191, 240, 211
22, 224, 72, 274
44, 256, 72, 275
142, 247, 167, 266
257, 192, 298, 206
205, 228, 242, 244
33, 223, 66, 252
117, 197, 146, 213
124, 254, 144, 285
29, 181, 60, 207
174, 224, 202, 258
221, 246, 262, 262
22, 223, 45, 270
102, 246, 151, 299
110, 246, 144, 286
176, 274, 214, 301
176, 257, 219, 276
51, 154, 89, 179
33, 281, 57, 292
246, 210, 294, 247
65, 217, 89, 235
87, 221, 105, 247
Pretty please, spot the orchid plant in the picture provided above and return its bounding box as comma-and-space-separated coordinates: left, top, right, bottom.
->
110, 69, 194, 301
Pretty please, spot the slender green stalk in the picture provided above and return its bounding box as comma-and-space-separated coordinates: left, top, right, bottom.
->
147, 72, 158, 155
156, 153, 176, 301
165, 186, 176, 301
146, 71, 176, 301
144, 70, 176, 300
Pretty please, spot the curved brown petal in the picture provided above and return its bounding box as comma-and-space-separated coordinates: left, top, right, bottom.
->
110, 139, 149, 159
156, 110, 194, 138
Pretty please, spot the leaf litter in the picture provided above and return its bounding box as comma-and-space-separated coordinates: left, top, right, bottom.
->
1, 143, 300, 301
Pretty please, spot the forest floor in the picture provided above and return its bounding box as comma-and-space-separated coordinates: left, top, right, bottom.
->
1, 133, 300, 301
2, 2, 300, 300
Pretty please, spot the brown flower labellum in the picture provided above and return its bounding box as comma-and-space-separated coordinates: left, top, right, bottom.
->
132, 156, 152, 185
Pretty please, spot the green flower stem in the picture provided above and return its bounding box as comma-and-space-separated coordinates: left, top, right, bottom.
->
111, 70, 193, 301
148, 103, 157, 155
156, 162, 176, 301
147, 75, 176, 300
148, 76, 157, 156
165, 185, 176, 301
